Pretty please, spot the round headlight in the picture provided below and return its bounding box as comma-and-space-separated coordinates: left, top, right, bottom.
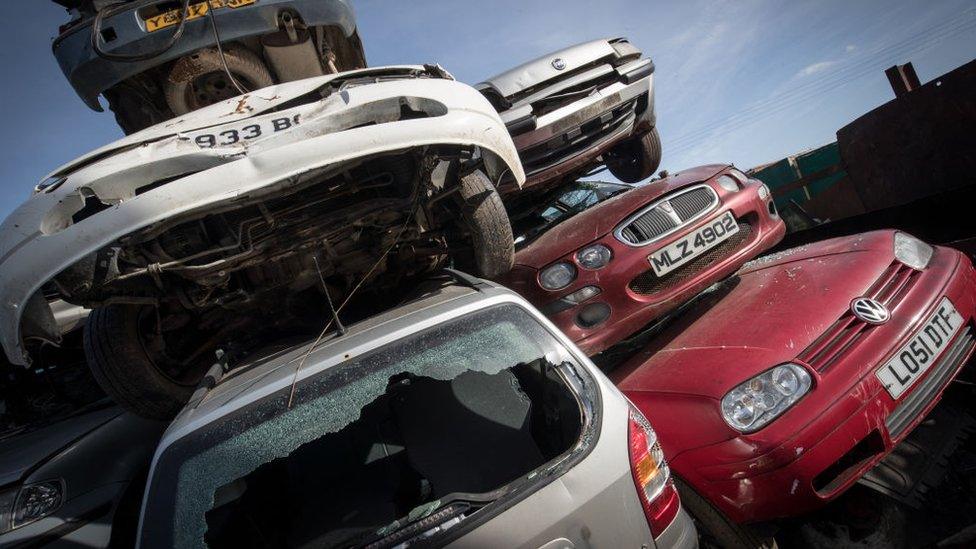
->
893, 231, 933, 270
721, 364, 811, 433
539, 262, 577, 290
576, 244, 612, 270
716, 175, 740, 192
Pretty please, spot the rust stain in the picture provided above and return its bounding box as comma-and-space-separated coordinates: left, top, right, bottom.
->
232, 95, 252, 115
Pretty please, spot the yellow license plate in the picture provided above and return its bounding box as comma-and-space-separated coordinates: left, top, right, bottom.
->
144, 0, 256, 32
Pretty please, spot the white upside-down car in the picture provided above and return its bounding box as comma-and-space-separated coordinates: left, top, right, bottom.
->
0, 65, 525, 419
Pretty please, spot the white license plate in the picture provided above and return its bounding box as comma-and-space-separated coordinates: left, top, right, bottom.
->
876, 297, 963, 399
187, 113, 301, 149
648, 211, 739, 276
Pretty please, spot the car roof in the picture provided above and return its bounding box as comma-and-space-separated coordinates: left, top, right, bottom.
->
158, 277, 526, 447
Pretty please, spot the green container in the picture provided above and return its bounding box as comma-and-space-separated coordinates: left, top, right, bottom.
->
795, 142, 845, 198
749, 158, 805, 206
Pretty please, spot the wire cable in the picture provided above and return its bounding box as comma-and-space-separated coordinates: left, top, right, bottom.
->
663, 9, 976, 157
286, 204, 419, 408
204, 0, 249, 95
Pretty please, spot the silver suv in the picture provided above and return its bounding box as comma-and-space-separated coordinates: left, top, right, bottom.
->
135, 274, 697, 548
477, 38, 660, 191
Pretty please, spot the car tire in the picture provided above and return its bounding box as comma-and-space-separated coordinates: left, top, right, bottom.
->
674, 476, 778, 549
164, 46, 274, 116
605, 127, 662, 183
452, 170, 515, 278
84, 305, 196, 420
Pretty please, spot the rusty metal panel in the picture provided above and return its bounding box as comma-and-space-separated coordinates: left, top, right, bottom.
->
837, 59, 976, 212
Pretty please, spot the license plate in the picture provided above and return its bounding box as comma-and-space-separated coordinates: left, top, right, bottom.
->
647, 211, 738, 276
188, 112, 300, 148
144, 0, 256, 33
876, 297, 963, 399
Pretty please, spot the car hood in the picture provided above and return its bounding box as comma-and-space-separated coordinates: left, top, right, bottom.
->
0, 405, 121, 487
614, 231, 898, 399
514, 165, 728, 269
477, 39, 618, 99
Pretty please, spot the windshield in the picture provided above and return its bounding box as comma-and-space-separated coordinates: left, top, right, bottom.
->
510, 180, 631, 249
141, 304, 590, 548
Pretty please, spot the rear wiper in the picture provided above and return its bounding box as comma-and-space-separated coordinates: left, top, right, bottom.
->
357, 502, 470, 549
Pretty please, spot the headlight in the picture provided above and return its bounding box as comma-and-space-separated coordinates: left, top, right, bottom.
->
539, 262, 577, 290
13, 481, 63, 529
0, 480, 63, 534
716, 174, 739, 192
893, 231, 933, 270
758, 183, 770, 200
576, 244, 612, 269
0, 487, 17, 534
721, 364, 812, 433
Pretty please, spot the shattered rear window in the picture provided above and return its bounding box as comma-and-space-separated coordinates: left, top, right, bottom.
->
141, 304, 586, 548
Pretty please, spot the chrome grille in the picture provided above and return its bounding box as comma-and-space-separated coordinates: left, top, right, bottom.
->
615, 184, 719, 246
798, 261, 922, 373
669, 187, 717, 221
886, 326, 974, 438
620, 208, 676, 244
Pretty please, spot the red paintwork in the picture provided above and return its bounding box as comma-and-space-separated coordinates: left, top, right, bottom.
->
497, 164, 786, 355
613, 230, 976, 524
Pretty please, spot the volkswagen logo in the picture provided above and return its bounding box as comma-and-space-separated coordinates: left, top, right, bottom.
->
551, 58, 566, 70
851, 297, 890, 325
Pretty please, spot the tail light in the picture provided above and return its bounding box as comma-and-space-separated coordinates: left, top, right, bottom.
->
628, 407, 680, 537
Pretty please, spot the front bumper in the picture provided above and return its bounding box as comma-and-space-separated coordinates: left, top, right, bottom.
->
504, 65, 654, 190
671, 247, 976, 524
530, 181, 784, 356
0, 77, 524, 365
54, 0, 358, 110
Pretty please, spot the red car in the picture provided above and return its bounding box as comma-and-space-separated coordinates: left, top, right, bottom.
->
499, 164, 786, 355
611, 230, 976, 545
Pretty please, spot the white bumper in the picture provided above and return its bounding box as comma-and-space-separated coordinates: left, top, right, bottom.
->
0, 76, 524, 365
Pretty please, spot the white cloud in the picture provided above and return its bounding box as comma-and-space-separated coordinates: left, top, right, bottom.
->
845, 44, 857, 52
796, 60, 836, 77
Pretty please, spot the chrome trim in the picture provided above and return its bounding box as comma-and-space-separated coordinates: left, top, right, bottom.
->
613, 183, 720, 247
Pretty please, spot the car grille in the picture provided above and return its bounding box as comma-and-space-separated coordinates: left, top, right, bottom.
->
797, 261, 922, 373
519, 97, 639, 177
628, 222, 752, 295
886, 326, 974, 438
616, 186, 719, 245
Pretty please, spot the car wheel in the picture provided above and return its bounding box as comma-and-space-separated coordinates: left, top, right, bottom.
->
674, 476, 778, 549
451, 170, 515, 278
164, 47, 274, 116
605, 127, 662, 183
84, 305, 200, 420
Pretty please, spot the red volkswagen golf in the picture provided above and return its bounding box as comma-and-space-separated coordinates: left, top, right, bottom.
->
499, 164, 785, 355
611, 230, 976, 546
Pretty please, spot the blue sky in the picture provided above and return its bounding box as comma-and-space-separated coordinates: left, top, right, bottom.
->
0, 0, 974, 221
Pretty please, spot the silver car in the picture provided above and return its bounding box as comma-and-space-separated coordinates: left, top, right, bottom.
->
477, 38, 660, 190
135, 274, 696, 548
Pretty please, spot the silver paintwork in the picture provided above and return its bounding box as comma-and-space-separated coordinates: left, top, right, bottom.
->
137, 281, 696, 548
613, 184, 720, 247
476, 38, 655, 184
478, 39, 619, 99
